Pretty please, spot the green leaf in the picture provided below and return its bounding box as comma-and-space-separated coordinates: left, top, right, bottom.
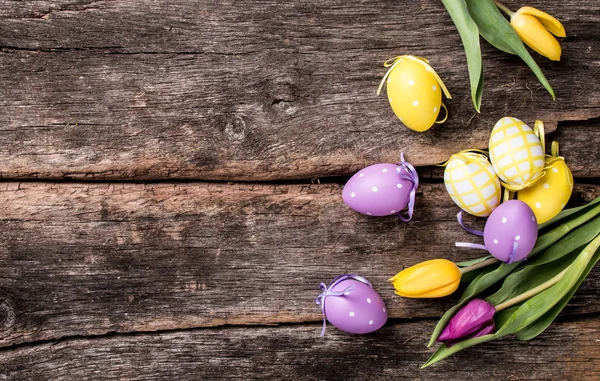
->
427, 202, 600, 346
460, 202, 600, 303
485, 250, 577, 307
425, 231, 600, 367
493, 306, 519, 328
456, 255, 492, 267
539, 196, 600, 232
496, 232, 600, 336
460, 266, 485, 284
465, 0, 555, 100
441, 0, 483, 111
422, 334, 496, 368
527, 215, 600, 267
515, 240, 600, 340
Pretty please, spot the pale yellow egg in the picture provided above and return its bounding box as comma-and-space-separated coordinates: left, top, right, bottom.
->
444, 152, 501, 217
489, 117, 545, 189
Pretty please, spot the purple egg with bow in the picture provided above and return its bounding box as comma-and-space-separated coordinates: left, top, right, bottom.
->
316, 274, 387, 336
483, 200, 538, 263
342, 154, 419, 222
456, 200, 538, 264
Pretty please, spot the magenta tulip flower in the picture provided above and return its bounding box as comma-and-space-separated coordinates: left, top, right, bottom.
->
438, 299, 496, 346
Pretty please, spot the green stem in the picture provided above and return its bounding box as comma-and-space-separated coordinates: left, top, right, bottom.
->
494, 267, 569, 311
459, 257, 499, 274
494, 0, 514, 18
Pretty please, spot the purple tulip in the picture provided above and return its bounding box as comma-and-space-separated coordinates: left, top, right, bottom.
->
438, 299, 496, 346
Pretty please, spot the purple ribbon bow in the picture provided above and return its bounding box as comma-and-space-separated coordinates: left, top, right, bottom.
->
396, 152, 419, 223
457, 211, 484, 237
315, 274, 372, 336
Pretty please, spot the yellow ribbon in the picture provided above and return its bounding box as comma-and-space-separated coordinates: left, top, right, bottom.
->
544, 141, 573, 187
503, 187, 513, 203
435, 103, 449, 124
546, 142, 564, 166
534, 120, 545, 152
500, 119, 549, 191
551, 141, 559, 157
437, 149, 490, 167
376, 55, 452, 100
500, 172, 546, 192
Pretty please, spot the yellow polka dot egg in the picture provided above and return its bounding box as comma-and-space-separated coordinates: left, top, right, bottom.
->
377, 55, 451, 132
518, 144, 573, 224
444, 151, 501, 217
489, 117, 545, 190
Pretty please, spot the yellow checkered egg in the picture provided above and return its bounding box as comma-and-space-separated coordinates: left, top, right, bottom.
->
518, 159, 573, 224
489, 117, 545, 188
385, 58, 444, 132
444, 152, 501, 217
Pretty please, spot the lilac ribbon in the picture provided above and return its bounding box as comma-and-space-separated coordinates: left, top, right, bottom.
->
455, 241, 519, 264
396, 152, 419, 223
457, 211, 484, 237
315, 274, 373, 336
455, 242, 488, 251
507, 241, 519, 264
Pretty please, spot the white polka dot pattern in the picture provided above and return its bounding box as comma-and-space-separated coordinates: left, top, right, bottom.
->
383, 56, 445, 132
323, 278, 388, 335
518, 158, 574, 224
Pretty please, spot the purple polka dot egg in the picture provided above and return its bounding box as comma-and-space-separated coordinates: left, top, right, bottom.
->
484, 200, 538, 263
322, 277, 387, 335
342, 163, 413, 216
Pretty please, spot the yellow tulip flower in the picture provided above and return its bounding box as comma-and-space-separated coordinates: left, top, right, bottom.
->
389, 259, 462, 298
510, 6, 566, 61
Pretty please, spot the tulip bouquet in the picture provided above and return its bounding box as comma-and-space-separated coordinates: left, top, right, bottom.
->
390, 197, 600, 367
441, 0, 565, 111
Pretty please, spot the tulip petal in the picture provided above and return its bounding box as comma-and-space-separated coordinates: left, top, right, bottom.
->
438, 299, 495, 342
518, 6, 566, 37
465, 0, 555, 100
511, 14, 562, 61
390, 259, 461, 298
444, 320, 495, 348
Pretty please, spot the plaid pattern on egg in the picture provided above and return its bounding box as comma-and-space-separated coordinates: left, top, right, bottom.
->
444, 152, 501, 217
489, 117, 544, 187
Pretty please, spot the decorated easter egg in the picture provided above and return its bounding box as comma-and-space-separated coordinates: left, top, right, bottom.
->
483, 200, 538, 263
518, 157, 573, 224
343, 163, 414, 217
322, 278, 387, 334
489, 117, 545, 189
444, 152, 501, 217
378, 55, 451, 132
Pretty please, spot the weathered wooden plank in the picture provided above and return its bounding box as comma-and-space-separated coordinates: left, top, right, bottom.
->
0, 0, 598, 180
0, 181, 598, 348
1, 317, 598, 380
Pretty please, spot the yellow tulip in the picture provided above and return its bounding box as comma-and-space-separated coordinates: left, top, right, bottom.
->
510, 6, 566, 61
389, 259, 461, 298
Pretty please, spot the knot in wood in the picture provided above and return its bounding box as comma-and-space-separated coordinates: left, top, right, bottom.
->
0, 299, 16, 329
224, 116, 247, 143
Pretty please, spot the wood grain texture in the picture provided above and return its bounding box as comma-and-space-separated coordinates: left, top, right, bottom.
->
0, 1, 599, 378
0, 0, 598, 180
0, 181, 598, 348
0, 317, 599, 380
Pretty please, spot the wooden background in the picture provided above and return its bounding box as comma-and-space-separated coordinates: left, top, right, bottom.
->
0, 0, 599, 379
